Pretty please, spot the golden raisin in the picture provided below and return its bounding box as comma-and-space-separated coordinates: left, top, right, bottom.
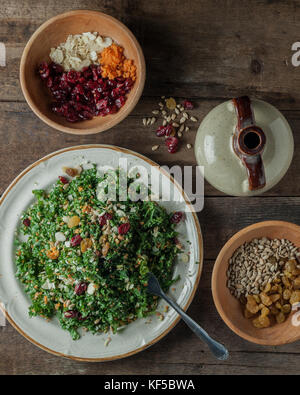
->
276, 312, 286, 324
260, 292, 272, 306
290, 290, 300, 305
68, 216, 80, 228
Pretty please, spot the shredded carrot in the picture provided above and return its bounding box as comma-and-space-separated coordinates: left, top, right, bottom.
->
98, 43, 136, 81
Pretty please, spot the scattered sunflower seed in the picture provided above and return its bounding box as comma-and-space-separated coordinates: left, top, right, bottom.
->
179, 117, 186, 124
172, 122, 179, 127
150, 117, 156, 125
178, 132, 182, 138
142, 118, 147, 126
186, 143, 192, 149
152, 145, 159, 151
152, 110, 159, 115
190, 116, 198, 122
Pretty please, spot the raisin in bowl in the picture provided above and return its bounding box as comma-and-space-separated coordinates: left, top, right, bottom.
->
20, 10, 145, 135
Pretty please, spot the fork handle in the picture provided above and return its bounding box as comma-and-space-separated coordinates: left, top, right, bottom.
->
161, 291, 229, 361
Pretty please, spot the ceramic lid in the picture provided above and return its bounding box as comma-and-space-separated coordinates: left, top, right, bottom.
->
194, 98, 294, 196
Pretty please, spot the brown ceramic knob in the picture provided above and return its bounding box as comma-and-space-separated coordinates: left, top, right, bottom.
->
232, 96, 266, 191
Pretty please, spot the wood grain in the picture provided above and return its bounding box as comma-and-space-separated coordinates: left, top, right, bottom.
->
1, 0, 300, 375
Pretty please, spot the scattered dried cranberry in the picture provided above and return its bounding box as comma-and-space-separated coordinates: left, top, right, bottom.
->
171, 212, 184, 224
23, 218, 31, 227
99, 213, 113, 226
183, 100, 194, 110
38, 62, 133, 123
74, 282, 88, 296
70, 234, 83, 247
118, 223, 131, 235
64, 310, 79, 319
58, 176, 69, 184
156, 124, 174, 137
165, 136, 179, 153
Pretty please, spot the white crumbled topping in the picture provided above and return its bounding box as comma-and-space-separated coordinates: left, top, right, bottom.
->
87, 283, 96, 295
55, 232, 66, 242
49, 32, 113, 71
41, 279, 55, 290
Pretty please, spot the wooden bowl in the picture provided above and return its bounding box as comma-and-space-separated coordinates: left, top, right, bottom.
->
212, 221, 300, 345
20, 10, 146, 135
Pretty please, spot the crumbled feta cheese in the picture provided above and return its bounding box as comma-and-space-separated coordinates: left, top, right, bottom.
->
49, 32, 112, 71
55, 232, 66, 242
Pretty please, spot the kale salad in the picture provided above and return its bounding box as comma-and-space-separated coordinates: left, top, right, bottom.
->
15, 165, 185, 340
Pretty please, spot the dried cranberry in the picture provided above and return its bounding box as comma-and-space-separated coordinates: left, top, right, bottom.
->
74, 282, 88, 296
58, 176, 69, 184
38, 62, 50, 80
183, 100, 194, 110
38, 63, 134, 123
156, 125, 166, 137
99, 213, 113, 226
115, 96, 126, 108
50, 63, 64, 74
23, 218, 31, 227
118, 223, 131, 235
156, 124, 174, 137
64, 310, 79, 319
171, 212, 184, 224
77, 313, 87, 321
66, 70, 79, 84
165, 136, 179, 153
70, 234, 82, 247
46, 77, 53, 88
164, 124, 175, 136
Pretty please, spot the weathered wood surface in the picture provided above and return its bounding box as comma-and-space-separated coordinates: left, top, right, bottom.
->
1, 0, 300, 375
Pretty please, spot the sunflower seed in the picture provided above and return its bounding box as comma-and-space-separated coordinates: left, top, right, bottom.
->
152, 145, 159, 151
190, 116, 198, 122
142, 118, 147, 126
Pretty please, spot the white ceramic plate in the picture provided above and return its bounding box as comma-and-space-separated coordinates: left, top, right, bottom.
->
0, 145, 203, 361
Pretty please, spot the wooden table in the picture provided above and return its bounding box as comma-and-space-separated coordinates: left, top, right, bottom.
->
1, 0, 300, 375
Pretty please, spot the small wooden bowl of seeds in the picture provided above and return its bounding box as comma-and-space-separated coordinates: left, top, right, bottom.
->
212, 221, 300, 345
